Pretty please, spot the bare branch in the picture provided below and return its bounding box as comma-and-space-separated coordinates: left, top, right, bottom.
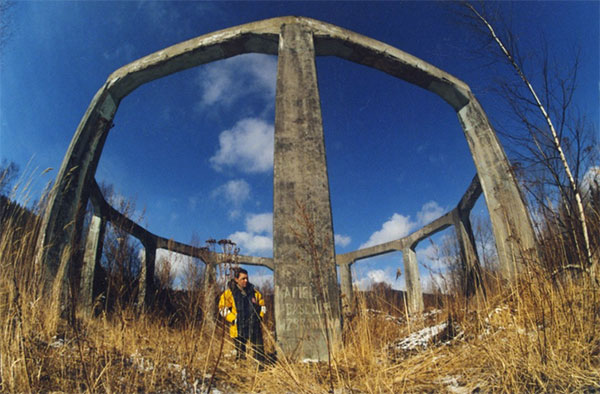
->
461, 1, 596, 278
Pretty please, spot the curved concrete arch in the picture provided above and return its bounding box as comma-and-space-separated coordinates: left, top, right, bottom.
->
35, 17, 284, 297
38, 16, 537, 359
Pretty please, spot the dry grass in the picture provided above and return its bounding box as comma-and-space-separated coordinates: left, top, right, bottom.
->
1, 195, 599, 393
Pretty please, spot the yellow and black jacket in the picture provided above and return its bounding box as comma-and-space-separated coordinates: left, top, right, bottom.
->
218, 283, 265, 339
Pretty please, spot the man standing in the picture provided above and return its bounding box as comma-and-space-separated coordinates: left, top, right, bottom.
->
218, 268, 266, 362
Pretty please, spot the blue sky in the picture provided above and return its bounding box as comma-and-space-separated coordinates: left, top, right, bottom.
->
1, 1, 598, 291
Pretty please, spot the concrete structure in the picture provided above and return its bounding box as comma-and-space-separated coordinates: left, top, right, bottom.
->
80, 210, 105, 316
454, 175, 485, 297
202, 261, 217, 330
336, 175, 485, 314
82, 180, 270, 314
81, 174, 484, 319
339, 262, 353, 316
38, 17, 537, 361
273, 23, 341, 360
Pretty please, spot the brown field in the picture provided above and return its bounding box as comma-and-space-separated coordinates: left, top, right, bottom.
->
1, 193, 599, 393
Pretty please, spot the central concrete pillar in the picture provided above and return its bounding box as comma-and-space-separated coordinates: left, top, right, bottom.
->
273, 23, 342, 361
402, 247, 424, 313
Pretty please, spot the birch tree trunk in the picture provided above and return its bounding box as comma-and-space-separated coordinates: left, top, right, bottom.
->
464, 2, 596, 280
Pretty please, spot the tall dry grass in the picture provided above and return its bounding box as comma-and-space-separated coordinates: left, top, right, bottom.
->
1, 188, 599, 392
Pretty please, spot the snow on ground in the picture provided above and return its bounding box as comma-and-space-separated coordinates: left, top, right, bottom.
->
392, 321, 449, 351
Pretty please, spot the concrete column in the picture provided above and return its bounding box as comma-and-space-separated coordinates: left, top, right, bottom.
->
453, 210, 485, 298
202, 262, 217, 329
36, 88, 116, 312
339, 262, 354, 316
273, 23, 342, 361
457, 96, 538, 278
138, 238, 156, 310
402, 247, 424, 313
80, 214, 106, 316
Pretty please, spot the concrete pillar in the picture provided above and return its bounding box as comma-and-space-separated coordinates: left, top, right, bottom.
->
35, 88, 116, 311
339, 262, 354, 316
453, 210, 485, 298
138, 238, 156, 310
402, 247, 424, 313
273, 23, 342, 361
80, 214, 106, 316
202, 262, 217, 329
457, 96, 538, 278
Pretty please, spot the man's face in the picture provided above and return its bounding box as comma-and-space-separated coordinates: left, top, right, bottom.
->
235, 273, 248, 289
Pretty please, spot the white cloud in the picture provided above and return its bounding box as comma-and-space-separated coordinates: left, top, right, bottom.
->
197, 53, 276, 108
247, 271, 273, 290
582, 166, 600, 196
212, 179, 250, 206
210, 118, 274, 173
359, 213, 416, 249
416, 243, 448, 272
335, 234, 351, 247
421, 272, 450, 294
210, 179, 251, 219
228, 209, 242, 220
353, 269, 396, 290
367, 269, 389, 283
246, 213, 273, 235
201, 66, 235, 106
416, 243, 438, 263
228, 212, 273, 255
416, 201, 446, 225
229, 231, 273, 255
359, 201, 447, 250
139, 249, 199, 279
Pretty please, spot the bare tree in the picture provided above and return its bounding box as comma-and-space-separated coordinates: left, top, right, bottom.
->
99, 183, 145, 310
457, 2, 597, 279
155, 256, 175, 291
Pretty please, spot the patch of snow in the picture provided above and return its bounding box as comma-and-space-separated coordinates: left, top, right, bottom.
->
365, 309, 403, 324
49, 336, 65, 348
197, 386, 223, 394
129, 351, 154, 372
423, 309, 442, 318
436, 375, 477, 394
394, 322, 448, 351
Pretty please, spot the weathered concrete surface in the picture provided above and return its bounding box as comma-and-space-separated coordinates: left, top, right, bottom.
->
81, 181, 276, 312
457, 97, 538, 277
80, 214, 105, 316
39, 16, 536, 358
337, 211, 454, 264
138, 238, 157, 310
35, 88, 115, 312
339, 262, 354, 316
402, 247, 424, 313
455, 175, 484, 297
453, 210, 484, 297
202, 262, 217, 329
273, 23, 341, 361
335, 176, 485, 312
